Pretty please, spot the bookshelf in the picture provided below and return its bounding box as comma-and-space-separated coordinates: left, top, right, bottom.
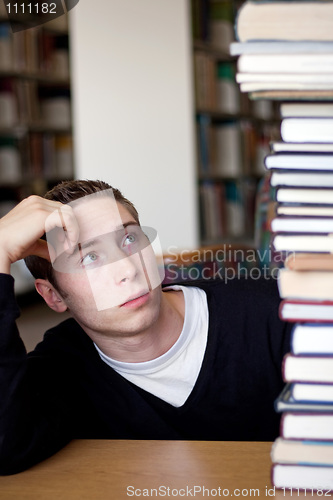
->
0, 10, 74, 217
191, 0, 280, 246
0, 7, 74, 293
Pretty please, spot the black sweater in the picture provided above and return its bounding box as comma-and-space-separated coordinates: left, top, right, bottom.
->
0, 274, 291, 475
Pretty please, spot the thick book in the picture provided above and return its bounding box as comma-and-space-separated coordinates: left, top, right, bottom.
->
283, 354, 333, 384
272, 463, 333, 490
271, 438, 333, 466
281, 118, 333, 143
273, 233, 333, 253
237, 54, 333, 74
271, 217, 333, 234
280, 102, 333, 118
291, 323, 333, 355
278, 269, 333, 300
235, 1, 333, 42
279, 299, 333, 323
285, 253, 333, 272
276, 187, 333, 205
230, 41, 333, 57
275, 384, 333, 412
271, 171, 333, 188
265, 154, 333, 172
280, 412, 333, 441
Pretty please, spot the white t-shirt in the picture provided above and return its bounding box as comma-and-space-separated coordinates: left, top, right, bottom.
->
94, 285, 209, 407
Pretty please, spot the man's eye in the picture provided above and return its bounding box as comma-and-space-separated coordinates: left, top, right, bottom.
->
123, 234, 136, 247
81, 252, 98, 266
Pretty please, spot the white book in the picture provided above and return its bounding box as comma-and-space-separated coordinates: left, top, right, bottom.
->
280, 102, 333, 118
292, 382, 333, 403
271, 171, 333, 188
281, 118, 333, 143
272, 464, 333, 491
271, 217, 333, 234
240, 82, 333, 93
292, 323, 333, 355
281, 412, 333, 441
237, 54, 333, 74
266, 154, 333, 171
277, 205, 333, 217
271, 142, 333, 154
237, 73, 333, 83
230, 41, 333, 56
273, 234, 333, 253
276, 188, 333, 205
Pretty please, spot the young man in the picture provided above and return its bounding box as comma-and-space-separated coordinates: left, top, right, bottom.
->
0, 179, 291, 475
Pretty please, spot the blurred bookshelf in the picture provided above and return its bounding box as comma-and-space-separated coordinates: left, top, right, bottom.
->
191, 0, 281, 246
0, 4, 74, 293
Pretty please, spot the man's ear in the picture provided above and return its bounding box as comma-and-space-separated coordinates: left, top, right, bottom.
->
35, 279, 68, 313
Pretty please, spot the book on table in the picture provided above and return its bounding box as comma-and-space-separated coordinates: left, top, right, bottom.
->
281, 118, 333, 143
272, 463, 333, 491
271, 438, 333, 466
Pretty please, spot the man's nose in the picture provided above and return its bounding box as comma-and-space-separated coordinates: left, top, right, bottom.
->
113, 252, 139, 284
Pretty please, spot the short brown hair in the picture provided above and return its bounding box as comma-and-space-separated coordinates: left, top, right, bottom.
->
24, 179, 139, 289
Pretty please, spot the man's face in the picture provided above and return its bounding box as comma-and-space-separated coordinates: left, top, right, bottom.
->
49, 195, 164, 339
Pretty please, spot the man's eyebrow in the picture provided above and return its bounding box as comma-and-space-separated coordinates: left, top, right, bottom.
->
67, 221, 140, 260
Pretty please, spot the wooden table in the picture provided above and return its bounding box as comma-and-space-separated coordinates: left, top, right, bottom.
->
0, 440, 302, 499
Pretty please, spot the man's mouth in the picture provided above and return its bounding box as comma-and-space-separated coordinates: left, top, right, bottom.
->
120, 292, 150, 308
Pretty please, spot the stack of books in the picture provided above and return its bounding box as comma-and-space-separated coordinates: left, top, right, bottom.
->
231, 0, 333, 492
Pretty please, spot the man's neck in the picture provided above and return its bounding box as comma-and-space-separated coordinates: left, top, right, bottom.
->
89, 289, 185, 363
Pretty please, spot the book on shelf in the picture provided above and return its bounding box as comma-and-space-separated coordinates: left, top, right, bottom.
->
281, 118, 333, 143
235, 1, 333, 43
276, 187, 333, 205
278, 269, 333, 300
271, 217, 333, 234
283, 354, 333, 384
215, 122, 242, 177
279, 299, 333, 323
270, 171, 333, 188
280, 412, 333, 441
272, 463, 333, 491
271, 438, 333, 466
230, 41, 333, 57
275, 384, 333, 413
284, 253, 333, 272
290, 323, 333, 356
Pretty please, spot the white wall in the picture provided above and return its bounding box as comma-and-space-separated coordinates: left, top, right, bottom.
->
69, 0, 198, 252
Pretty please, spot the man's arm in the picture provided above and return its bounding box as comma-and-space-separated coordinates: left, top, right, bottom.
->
0, 196, 78, 475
